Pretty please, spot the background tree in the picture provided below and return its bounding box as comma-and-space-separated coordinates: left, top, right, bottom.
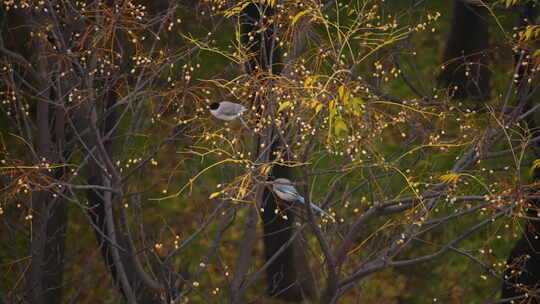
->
438, 0, 491, 101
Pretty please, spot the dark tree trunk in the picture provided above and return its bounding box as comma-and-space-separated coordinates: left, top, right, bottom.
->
25, 101, 68, 304
25, 33, 68, 304
241, 3, 306, 302
27, 191, 67, 304
438, 0, 491, 101
41, 173, 68, 304
259, 166, 303, 301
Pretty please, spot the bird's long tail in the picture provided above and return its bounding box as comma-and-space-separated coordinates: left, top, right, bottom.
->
299, 196, 334, 220
309, 202, 335, 221
238, 117, 253, 133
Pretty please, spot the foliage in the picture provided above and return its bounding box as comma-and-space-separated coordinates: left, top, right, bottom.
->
0, 0, 539, 303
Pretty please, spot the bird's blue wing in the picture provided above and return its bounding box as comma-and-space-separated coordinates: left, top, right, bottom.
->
275, 184, 300, 196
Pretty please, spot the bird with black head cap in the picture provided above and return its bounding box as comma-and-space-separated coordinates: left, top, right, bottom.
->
209, 101, 251, 132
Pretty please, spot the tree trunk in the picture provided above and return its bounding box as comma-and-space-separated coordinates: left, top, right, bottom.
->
241, 3, 308, 301
438, 0, 490, 101
25, 104, 68, 304
27, 192, 66, 304
25, 35, 68, 304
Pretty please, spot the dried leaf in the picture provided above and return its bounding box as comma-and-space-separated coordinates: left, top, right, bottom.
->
292, 10, 309, 26
209, 192, 221, 199
533, 159, 540, 170
439, 173, 460, 183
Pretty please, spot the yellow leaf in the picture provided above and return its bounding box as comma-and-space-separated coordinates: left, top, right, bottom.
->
504, 0, 518, 7
209, 192, 221, 199
520, 26, 534, 41
533, 159, 540, 170
439, 173, 460, 183
329, 99, 336, 119
261, 164, 272, 176
530, 159, 540, 177
315, 103, 323, 114
223, 1, 250, 18
338, 85, 345, 99
338, 85, 350, 103
238, 187, 246, 198
292, 10, 309, 26
304, 76, 316, 88
278, 101, 291, 113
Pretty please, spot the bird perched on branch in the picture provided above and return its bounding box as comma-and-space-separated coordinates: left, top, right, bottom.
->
209, 101, 251, 132
272, 178, 335, 221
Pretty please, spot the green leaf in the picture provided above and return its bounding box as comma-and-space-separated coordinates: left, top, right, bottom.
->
350, 97, 364, 111
352, 97, 364, 104
334, 117, 349, 136
278, 101, 291, 113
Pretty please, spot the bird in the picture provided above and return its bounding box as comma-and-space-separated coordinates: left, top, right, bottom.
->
272, 178, 335, 221
209, 101, 251, 132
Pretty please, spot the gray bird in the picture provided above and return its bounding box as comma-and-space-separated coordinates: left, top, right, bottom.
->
209, 101, 251, 131
272, 178, 335, 221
